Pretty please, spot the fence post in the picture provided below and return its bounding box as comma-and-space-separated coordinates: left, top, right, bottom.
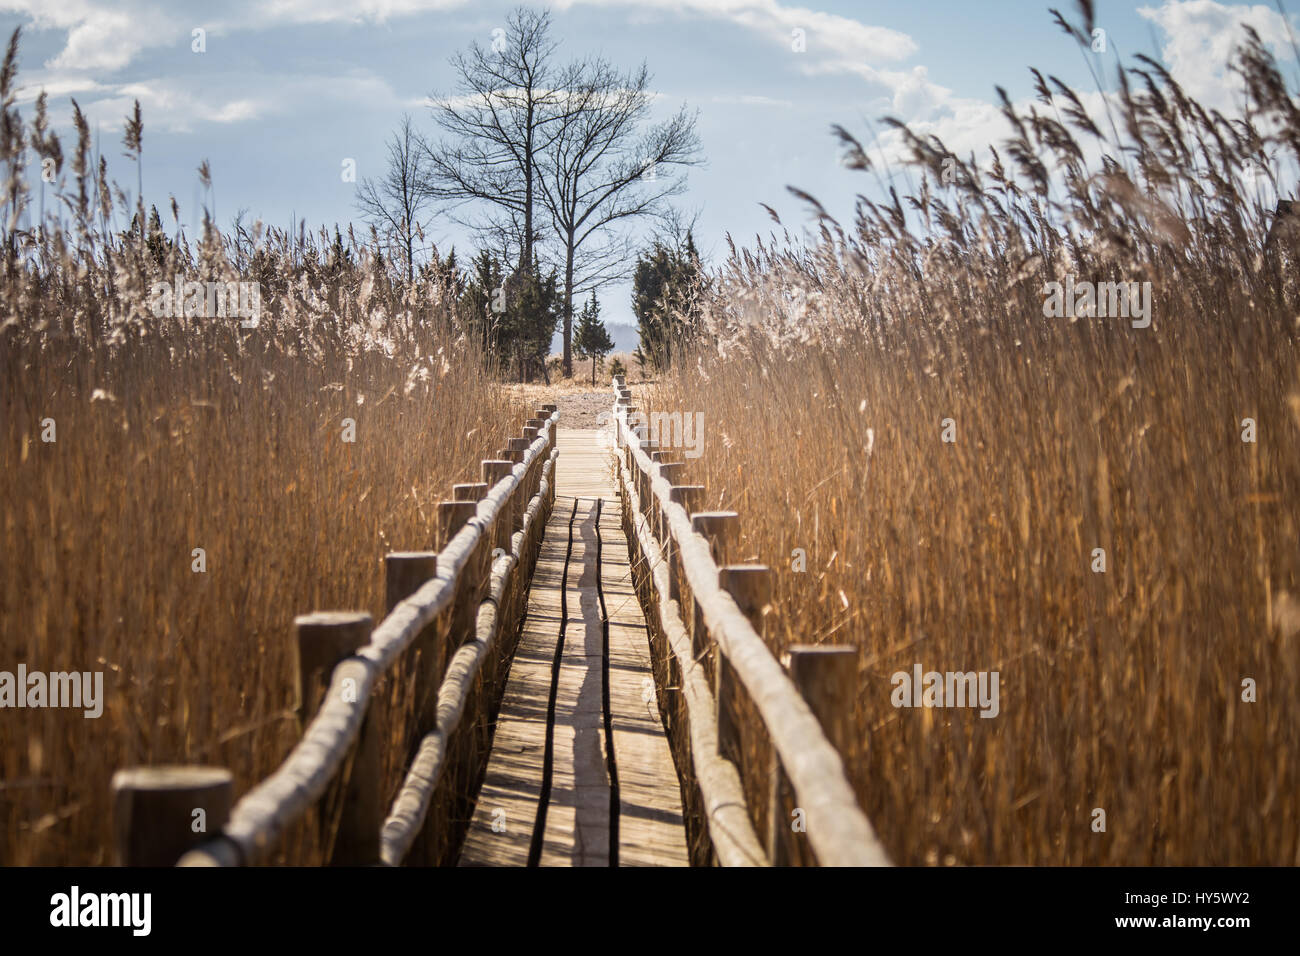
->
716, 565, 771, 767
112, 766, 233, 866
294, 611, 379, 865
481, 459, 515, 557
657, 463, 687, 542
779, 645, 858, 866
689, 513, 739, 666
666, 484, 704, 603
453, 483, 488, 502
438, 500, 477, 549
385, 551, 441, 737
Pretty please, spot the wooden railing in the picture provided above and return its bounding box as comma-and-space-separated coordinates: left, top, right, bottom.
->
610, 378, 890, 867
109, 405, 561, 866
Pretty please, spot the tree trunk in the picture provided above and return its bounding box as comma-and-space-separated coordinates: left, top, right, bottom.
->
562, 234, 575, 378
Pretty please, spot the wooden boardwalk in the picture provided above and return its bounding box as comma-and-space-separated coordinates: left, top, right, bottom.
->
459, 427, 689, 867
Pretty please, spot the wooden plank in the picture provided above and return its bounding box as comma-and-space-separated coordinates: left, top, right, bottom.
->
457, 511, 570, 867
538, 499, 610, 867
600, 502, 690, 866
459, 426, 689, 867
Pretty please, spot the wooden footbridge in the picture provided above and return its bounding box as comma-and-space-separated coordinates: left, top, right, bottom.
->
110, 383, 890, 868
459, 428, 688, 865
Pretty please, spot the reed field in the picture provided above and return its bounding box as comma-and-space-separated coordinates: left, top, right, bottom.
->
645, 13, 1300, 865
0, 52, 524, 864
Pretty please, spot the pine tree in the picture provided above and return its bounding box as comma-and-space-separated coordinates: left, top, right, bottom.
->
632, 229, 700, 371
574, 291, 614, 385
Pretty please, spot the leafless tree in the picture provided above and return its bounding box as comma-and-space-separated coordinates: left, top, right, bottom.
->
355, 113, 435, 285
537, 60, 701, 376
423, 7, 576, 275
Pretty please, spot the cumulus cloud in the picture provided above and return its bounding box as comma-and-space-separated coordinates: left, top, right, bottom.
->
1138, 0, 1297, 110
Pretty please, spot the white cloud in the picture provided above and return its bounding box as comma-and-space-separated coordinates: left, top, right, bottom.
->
710, 93, 793, 107
557, 0, 916, 67
1138, 0, 1297, 111
57, 70, 410, 133
0, 0, 472, 74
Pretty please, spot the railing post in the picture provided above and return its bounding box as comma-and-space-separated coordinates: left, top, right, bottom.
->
438, 500, 477, 549
690, 512, 739, 666
439, 500, 484, 659
637, 440, 658, 519
453, 483, 487, 502
112, 766, 233, 866
482, 458, 515, 556
777, 645, 859, 866
666, 484, 704, 603
294, 611, 379, 865
716, 566, 771, 767
385, 551, 441, 736
657, 463, 686, 542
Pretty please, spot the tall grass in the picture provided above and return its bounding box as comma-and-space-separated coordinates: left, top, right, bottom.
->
0, 31, 522, 864
651, 8, 1300, 864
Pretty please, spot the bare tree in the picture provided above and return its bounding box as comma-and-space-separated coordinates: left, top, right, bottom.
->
537, 60, 701, 376
355, 113, 435, 285
423, 7, 575, 274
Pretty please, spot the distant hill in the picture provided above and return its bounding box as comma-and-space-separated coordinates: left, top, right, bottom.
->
549, 322, 639, 356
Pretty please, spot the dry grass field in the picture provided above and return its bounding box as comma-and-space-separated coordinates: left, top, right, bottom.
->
643, 17, 1300, 865
0, 70, 525, 860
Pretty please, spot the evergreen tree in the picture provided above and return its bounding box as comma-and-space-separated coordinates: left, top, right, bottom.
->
632, 230, 700, 371
573, 291, 614, 385
504, 266, 561, 383
458, 249, 505, 361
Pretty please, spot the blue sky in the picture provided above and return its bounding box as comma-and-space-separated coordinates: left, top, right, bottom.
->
3, 0, 1298, 333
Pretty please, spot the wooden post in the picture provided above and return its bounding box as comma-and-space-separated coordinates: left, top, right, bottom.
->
438, 500, 477, 549
690, 512, 739, 668
637, 440, 658, 519
385, 552, 441, 737
779, 645, 858, 866
453, 483, 487, 502
716, 566, 771, 767
657, 465, 687, 541
482, 459, 513, 488
295, 611, 371, 722
666, 484, 704, 602
507, 438, 529, 473
112, 766, 233, 866
294, 611, 379, 865
482, 460, 514, 551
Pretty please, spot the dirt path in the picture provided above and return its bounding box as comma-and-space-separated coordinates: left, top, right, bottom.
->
505, 385, 622, 429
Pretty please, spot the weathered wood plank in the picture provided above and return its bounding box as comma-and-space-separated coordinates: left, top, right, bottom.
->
600, 503, 690, 867
459, 427, 689, 867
